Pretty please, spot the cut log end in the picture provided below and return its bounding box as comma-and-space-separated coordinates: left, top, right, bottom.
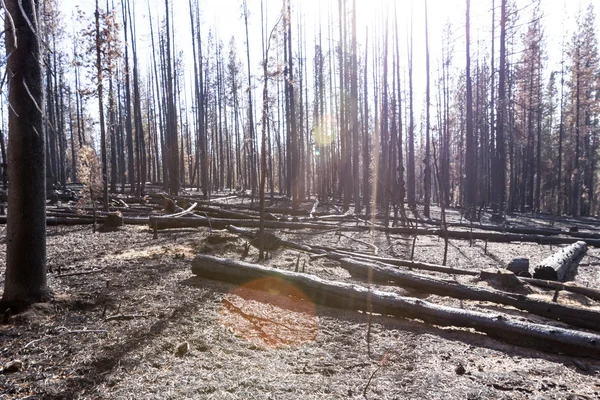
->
506, 258, 531, 277
533, 241, 587, 282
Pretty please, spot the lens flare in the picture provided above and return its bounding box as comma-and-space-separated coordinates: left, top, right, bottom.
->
218, 277, 318, 349
313, 114, 336, 146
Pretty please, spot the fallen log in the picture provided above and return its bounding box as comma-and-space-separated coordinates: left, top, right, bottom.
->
226, 225, 319, 253
447, 222, 562, 236
386, 226, 600, 247
194, 205, 268, 220
519, 277, 600, 302
190, 254, 600, 358
533, 241, 587, 281
322, 248, 600, 304
149, 215, 600, 247
336, 257, 600, 331
149, 216, 346, 231
323, 250, 478, 276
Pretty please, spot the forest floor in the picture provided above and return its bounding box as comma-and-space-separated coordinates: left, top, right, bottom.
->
0, 198, 600, 399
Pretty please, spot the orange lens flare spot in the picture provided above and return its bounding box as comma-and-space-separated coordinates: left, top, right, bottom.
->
314, 114, 336, 146
218, 277, 318, 349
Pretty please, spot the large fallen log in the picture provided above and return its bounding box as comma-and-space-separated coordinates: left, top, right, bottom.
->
336, 257, 600, 331
533, 241, 587, 281
190, 254, 600, 358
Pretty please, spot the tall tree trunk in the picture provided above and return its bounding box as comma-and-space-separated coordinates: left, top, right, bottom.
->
423, 0, 431, 218
164, 0, 179, 195
465, 0, 476, 215
96, 0, 109, 211
494, 0, 507, 213
2, 0, 50, 304
128, 0, 146, 195
362, 28, 370, 216
351, 0, 360, 212
243, 0, 257, 197
288, 0, 298, 207
109, 75, 117, 192
572, 51, 581, 217
122, 0, 135, 194
407, 6, 416, 210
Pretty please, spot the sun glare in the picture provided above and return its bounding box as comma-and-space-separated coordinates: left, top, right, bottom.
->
218, 277, 319, 349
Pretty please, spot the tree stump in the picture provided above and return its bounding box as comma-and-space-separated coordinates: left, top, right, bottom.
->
98, 212, 124, 233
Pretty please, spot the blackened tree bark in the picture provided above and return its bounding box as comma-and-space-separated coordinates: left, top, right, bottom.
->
164, 0, 179, 195
127, 0, 146, 196
423, 0, 431, 218
2, 0, 51, 305
243, 0, 257, 197
95, 0, 109, 211
493, 0, 507, 213
465, 0, 477, 215
121, 0, 135, 194
407, 6, 416, 210
351, 0, 360, 213
287, 0, 298, 208
362, 28, 369, 216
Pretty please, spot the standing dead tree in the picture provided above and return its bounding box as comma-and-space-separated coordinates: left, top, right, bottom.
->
2, 0, 52, 306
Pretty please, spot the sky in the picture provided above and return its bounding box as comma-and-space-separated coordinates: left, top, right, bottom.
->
58, 0, 598, 131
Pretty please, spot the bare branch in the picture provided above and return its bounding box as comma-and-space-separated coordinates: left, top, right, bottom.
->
22, 77, 42, 114
2, 0, 17, 50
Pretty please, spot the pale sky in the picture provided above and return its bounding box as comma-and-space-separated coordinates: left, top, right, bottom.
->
59, 0, 598, 134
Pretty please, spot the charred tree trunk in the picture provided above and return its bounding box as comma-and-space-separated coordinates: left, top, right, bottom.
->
2, 0, 51, 305
95, 0, 109, 211
423, 0, 431, 218
464, 0, 476, 216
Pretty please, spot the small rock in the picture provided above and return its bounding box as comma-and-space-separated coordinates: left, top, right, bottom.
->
174, 341, 189, 357
455, 364, 466, 375
2, 360, 23, 374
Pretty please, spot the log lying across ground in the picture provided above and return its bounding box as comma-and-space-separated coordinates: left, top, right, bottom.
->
190, 254, 600, 358
336, 257, 600, 331
150, 215, 346, 231
386, 226, 600, 247
153, 215, 600, 247
324, 250, 479, 276
519, 277, 600, 302
326, 248, 600, 303
533, 241, 587, 281
225, 225, 479, 277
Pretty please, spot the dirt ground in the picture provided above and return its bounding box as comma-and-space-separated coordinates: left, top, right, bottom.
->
1, 206, 600, 399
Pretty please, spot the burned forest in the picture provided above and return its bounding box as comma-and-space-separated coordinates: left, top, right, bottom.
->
1, 0, 600, 398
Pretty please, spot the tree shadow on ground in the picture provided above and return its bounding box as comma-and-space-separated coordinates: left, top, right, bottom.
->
43, 287, 214, 400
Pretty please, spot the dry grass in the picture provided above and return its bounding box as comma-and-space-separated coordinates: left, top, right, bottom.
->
0, 211, 599, 399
